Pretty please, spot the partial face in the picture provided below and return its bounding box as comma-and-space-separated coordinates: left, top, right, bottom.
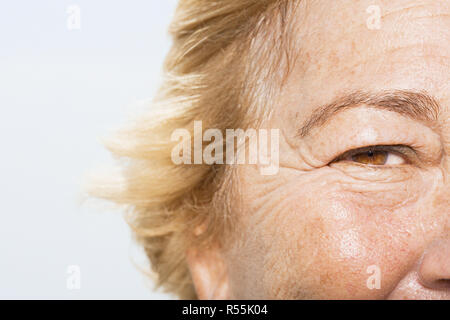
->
189, 0, 450, 299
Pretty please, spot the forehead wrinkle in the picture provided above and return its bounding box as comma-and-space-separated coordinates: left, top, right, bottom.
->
297, 2, 450, 56
296, 22, 450, 78
314, 43, 450, 76
297, 90, 441, 138
368, 0, 450, 22
322, 2, 446, 32
381, 3, 448, 18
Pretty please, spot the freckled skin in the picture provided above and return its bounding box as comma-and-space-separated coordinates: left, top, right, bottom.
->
189, 0, 450, 299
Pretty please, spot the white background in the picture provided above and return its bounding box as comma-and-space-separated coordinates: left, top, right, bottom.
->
0, 0, 179, 299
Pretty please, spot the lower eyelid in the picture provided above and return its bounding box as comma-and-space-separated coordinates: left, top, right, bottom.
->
329, 161, 416, 182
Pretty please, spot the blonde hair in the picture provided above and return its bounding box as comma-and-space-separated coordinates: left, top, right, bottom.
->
89, 0, 299, 299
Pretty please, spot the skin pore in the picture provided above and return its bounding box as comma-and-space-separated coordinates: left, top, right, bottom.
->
187, 0, 450, 299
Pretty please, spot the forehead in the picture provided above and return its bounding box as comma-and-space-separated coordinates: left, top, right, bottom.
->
281, 0, 450, 117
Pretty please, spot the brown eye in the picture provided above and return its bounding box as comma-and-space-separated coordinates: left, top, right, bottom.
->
351, 149, 388, 165
332, 145, 411, 167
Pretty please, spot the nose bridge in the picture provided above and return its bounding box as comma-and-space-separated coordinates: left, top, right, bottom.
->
442, 150, 449, 231
437, 116, 449, 225
432, 172, 450, 232
443, 114, 450, 185
419, 128, 450, 288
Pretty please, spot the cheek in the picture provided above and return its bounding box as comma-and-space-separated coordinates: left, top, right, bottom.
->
235, 167, 441, 299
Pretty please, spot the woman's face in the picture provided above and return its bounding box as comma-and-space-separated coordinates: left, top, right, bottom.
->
189, 0, 450, 299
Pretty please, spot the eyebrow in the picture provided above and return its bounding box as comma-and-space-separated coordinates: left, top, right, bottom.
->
297, 90, 441, 138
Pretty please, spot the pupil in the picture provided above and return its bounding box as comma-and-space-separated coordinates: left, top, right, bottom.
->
367, 150, 374, 157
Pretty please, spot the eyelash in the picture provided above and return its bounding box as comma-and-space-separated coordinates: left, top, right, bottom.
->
330, 145, 416, 166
